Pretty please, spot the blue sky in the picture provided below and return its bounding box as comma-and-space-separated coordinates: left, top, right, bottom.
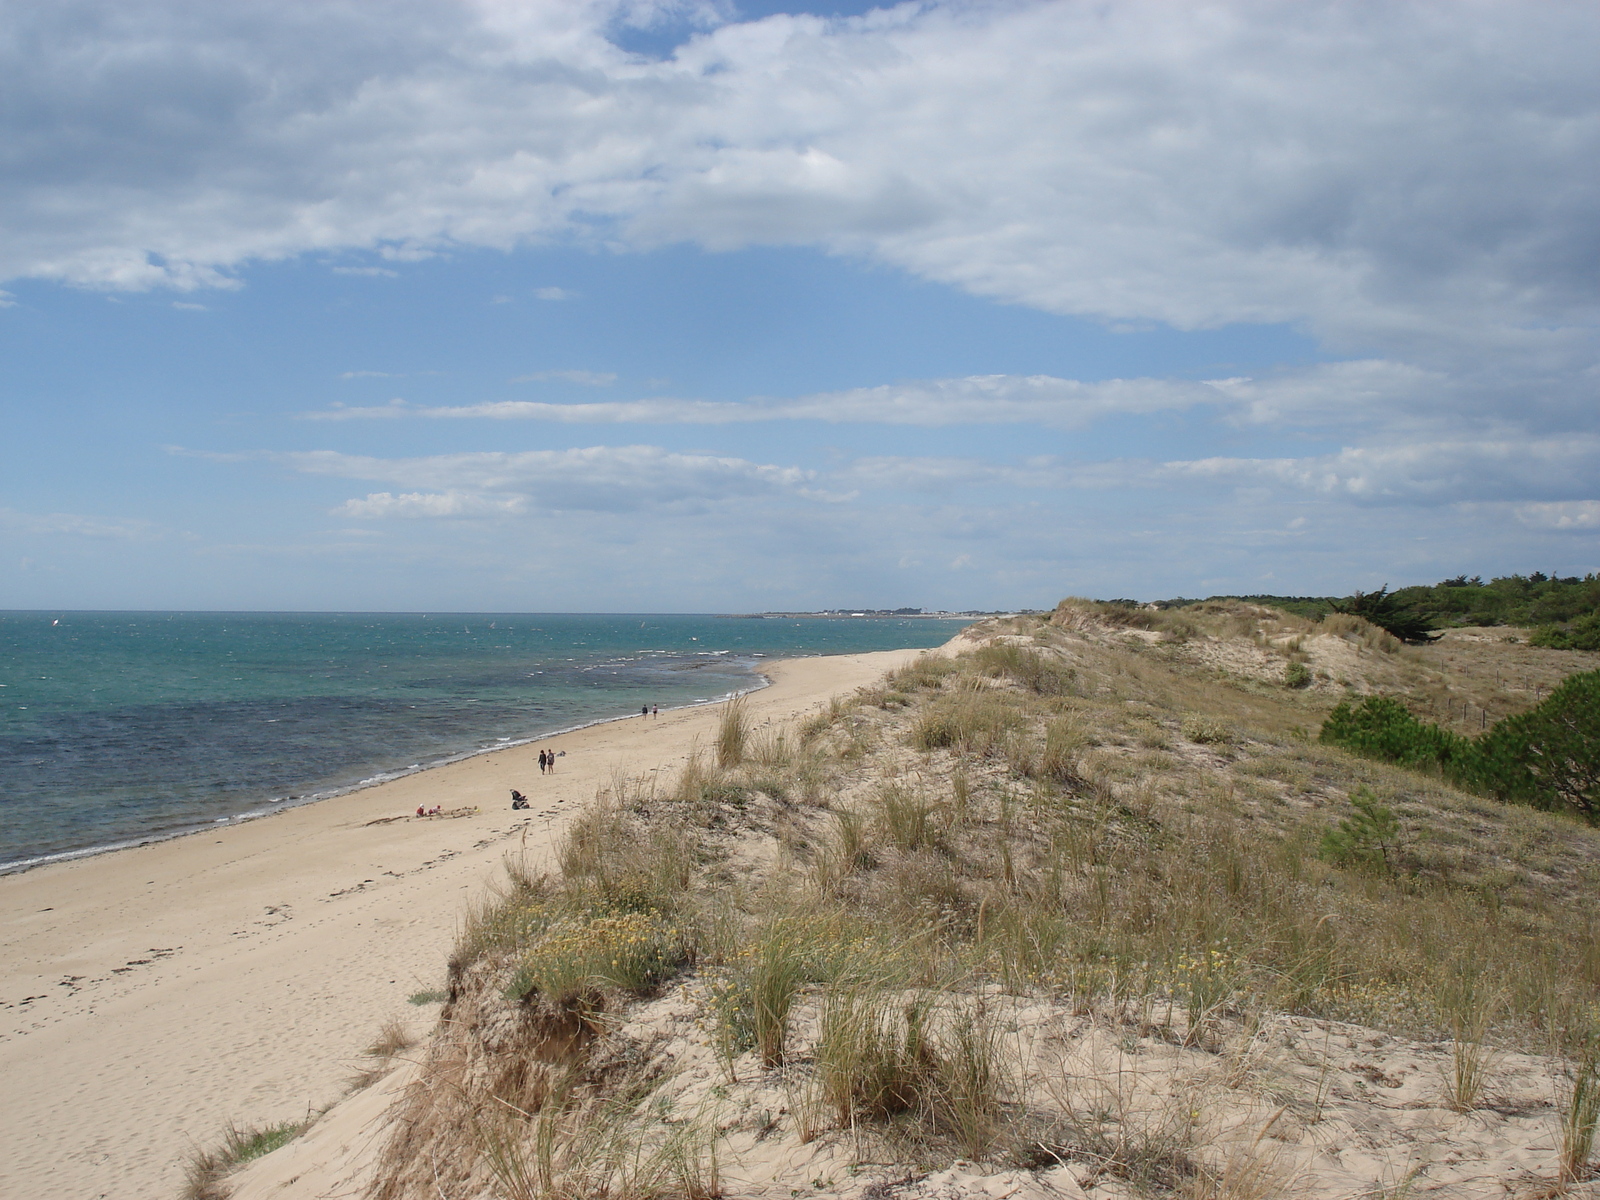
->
1, 0, 1597, 612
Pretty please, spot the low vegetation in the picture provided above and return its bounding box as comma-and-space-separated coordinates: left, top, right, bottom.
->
1161, 571, 1600, 647
183, 1121, 307, 1200
238, 596, 1600, 1199
1321, 670, 1600, 817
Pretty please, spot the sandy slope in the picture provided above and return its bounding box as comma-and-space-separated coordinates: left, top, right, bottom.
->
0, 647, 936, 1200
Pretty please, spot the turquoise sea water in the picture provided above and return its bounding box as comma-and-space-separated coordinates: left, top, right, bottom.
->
0, 612, 966, 873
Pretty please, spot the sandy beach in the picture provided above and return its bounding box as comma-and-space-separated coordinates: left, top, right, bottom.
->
0, 647, 935, 1200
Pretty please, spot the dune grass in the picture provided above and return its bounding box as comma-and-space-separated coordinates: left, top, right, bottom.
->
183, 1120, 307, 1200
369, 604, 1600, 1198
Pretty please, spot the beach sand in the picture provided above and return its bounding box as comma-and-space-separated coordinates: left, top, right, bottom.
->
0, 648, 935, 1200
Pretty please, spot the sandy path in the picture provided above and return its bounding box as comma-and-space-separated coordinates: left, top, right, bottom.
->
0, 648, 934, 1200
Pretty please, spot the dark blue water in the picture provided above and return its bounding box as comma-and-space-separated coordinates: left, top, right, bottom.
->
0, 612, 965, 872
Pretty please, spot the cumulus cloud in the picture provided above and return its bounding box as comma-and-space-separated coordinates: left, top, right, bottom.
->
1515, 500, 1600, 531
2, 0, 1597, 366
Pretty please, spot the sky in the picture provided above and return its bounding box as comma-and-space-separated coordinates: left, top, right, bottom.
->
1, 0, 1597, 613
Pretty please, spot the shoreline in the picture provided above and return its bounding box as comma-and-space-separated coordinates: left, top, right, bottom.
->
0, 644, 956, 1200
0, 669, 776, 878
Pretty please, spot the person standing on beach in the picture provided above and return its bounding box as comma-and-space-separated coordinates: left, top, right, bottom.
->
538, 749, 547, 774
641, 704, 649, 718
545, 748, 556, 773
652, 704, 658, 718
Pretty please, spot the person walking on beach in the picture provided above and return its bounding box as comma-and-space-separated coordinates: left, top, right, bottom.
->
652, 704, 658, 718
538, 749, 547, 774
545, 748, 556, 773
642, 704, 649, 718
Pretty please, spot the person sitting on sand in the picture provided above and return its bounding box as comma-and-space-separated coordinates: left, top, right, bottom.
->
416, 805, 426, 817
510, 789, 529, 810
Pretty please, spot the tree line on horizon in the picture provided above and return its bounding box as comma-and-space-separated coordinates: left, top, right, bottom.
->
1133, 572, 1600, 650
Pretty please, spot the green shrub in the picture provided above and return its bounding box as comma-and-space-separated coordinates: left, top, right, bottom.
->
1531, 613, 1600, 651
1475, 670, 1600, 817
1319, 696, 1474, 773
1284, 661, 1312, 689
1318, 787, 1400, 872
1320, 675, 1600, 819
1329, 585, 1440, 644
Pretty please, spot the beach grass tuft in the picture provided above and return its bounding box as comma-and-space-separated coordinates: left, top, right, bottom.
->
184, 1120, 307, 1200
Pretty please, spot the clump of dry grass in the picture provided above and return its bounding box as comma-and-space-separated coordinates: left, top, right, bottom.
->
184, 1120, 307, 1200
716, 696, 750, 767
349, 1016, 419, 1090
888, 654, 959, 692
1560, 1036, 1600, 1184
910, 690, 1023, 757
707, 919, 815, 1069
477, 1069, 719, 1200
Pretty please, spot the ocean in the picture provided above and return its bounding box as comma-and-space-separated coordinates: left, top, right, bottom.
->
0, 611, 966, 873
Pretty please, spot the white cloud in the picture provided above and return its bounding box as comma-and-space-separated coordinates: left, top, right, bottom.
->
336, 491, 527, 519
835, 455, 1092, 492
2, 0, 1596, 369
534, 287, 572, 301
299, 373, 1223, 427
0, 290, 15, 307
0, 506, 158, 539
512, 369, 618, 386
302, 400, 413, 420
281, 445, 814, 513
171, 301, 206, 310
1163, 437, 1600, 506
331, 266, 399, 277
1515, 500, 1600, 531
296, 362, 1582, 436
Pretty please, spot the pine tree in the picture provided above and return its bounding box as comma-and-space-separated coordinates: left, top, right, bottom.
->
1319, 787, 1400, 871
